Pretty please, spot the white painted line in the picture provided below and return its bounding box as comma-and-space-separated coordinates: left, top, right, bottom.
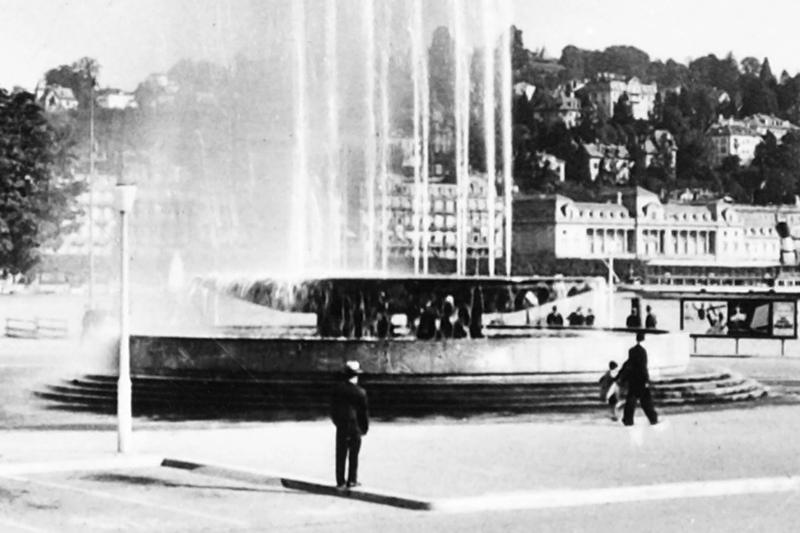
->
0, 364, 58, 368
0, 516, 52, 533
433, 475, 800, 513
5, 475, 250, 528
0, 455, 163, 477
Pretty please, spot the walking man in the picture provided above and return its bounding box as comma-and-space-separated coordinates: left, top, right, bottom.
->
330, 360, 369, 490
618, 331, 658, 426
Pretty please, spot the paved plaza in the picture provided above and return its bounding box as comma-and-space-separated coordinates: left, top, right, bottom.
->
1, 405, 800, 531
0, 326, 799, 531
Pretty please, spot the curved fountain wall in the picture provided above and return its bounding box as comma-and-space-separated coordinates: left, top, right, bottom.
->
121, 328, 689, 378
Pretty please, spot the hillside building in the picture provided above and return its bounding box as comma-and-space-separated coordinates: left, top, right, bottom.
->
583, 75, 657, 120
582, 143, 632, 184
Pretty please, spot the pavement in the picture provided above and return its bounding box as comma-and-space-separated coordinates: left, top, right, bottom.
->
1, 314, 800, 530
1, 404, 800, 531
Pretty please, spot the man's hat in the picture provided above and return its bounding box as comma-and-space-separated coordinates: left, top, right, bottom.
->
344, 360, 363, 376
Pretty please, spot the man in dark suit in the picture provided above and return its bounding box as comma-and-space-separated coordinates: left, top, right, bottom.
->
644, 305, 658, 329
618, 331, 658, 426
330, 361, 369, 490
626, 307, 642, 328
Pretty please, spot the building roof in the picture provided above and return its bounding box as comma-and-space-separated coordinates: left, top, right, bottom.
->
744, 113, 800, 131
707, 121, 760, 137
583, 143, 630, 159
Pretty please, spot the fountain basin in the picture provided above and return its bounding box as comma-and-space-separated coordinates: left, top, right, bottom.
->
122, 328, 689, 378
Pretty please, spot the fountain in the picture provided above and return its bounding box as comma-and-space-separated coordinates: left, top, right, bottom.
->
36, 1, 767, 418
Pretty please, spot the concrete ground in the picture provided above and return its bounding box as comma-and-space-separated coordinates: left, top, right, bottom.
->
1, 403, 800, 531
2, 294, 800, 531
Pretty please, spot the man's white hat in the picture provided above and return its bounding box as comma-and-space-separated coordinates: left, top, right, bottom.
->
344, 360, 363, 375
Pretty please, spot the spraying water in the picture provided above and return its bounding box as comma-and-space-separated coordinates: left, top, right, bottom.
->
482, 0, 497, 276
410, 0, 423, 275
379, 1, 391, 273
325, 0, 341, 271
500, 0, 514, 276
416, 0, 432, 275
363, 0, 378, 270
453, 0, 465, 275
290, 0, 309, 274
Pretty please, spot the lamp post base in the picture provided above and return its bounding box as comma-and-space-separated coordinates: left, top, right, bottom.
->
117, 376, 132, 453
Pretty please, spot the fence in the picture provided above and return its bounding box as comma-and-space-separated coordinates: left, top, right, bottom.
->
5, 317, 69, 339
690, 334, 793, 357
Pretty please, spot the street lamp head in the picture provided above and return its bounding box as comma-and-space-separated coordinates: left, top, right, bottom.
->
114, 182, 137, 212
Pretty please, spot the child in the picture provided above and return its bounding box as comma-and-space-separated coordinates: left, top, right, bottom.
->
599, 361, 624, 421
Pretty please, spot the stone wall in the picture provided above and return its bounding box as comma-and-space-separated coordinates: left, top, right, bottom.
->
128, 329, 690, 378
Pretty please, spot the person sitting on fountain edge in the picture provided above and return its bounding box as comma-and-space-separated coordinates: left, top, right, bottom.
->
439, 295, 455, 339
330, 361, 369, 490
644, 305, 657, 329
626, 307, 642, 329
585, 308, 596, 327
568, 307, 585, 326
417, 299, 439, 340
453, 303, 470, 339
546, 306, 563, 327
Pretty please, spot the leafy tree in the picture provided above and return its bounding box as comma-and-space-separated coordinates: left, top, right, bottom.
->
647, 59, 689, 88
612, 92, 634, 125
675, 129, 713, 181
688, 53, 739, 94
740, 74, 778, 116
599, 45, 650, 79
0, 90, 84, 273
428, 26, 455, 117
751, 132, 800, 204
44, 57, 99, 109
559, 45, 585, 80
759, 58, 777, 87
740, 57, 761, 76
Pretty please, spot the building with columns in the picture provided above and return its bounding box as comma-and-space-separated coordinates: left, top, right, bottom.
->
513, 187, 800, 269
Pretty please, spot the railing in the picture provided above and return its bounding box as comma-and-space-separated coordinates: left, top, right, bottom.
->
690, 334, 791, 357
5, 317, 69, 339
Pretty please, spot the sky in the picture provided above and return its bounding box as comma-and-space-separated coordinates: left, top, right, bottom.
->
2, 0, 800, 91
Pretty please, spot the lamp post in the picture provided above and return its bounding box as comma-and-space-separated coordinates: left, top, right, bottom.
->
114, 181, 137, 453
88, 80, 95, 309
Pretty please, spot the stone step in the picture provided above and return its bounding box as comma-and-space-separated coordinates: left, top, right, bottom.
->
46, 377, 762, 404
39, 382, 766, 407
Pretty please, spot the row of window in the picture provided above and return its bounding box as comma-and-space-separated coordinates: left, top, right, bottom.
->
390, 212, 503, 231
392, 182, 489, 198
391, 232, 503, 248
388, 197, 502, 213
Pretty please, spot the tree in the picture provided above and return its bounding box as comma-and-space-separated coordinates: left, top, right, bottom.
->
559, 45, 585, 80
759, 58, 777, 87
750, 132, 800, 204
0, 90, 84, 273
612, 93, 634, 125
428, 26, 455, 116
600, 45, 650, 79
740, 57, 761, 76
740, 74, 778, 116
44, 57, 99, 109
